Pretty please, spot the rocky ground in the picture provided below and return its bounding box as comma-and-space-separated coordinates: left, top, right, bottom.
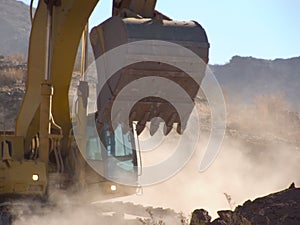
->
7, 185, 300, 225
190, 184, 300, 225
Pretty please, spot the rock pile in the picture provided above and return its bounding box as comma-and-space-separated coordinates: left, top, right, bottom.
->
190, 184, 300, 225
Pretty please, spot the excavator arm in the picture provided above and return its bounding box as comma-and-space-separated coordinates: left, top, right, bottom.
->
16, 0, 99, 155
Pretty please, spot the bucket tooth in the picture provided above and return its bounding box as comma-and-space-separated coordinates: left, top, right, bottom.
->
136, 123, 146, 135
176, 122, 186, 134
163, 124, 173, 136
135, 111, 150, 135
149, 117, 161, 136
162, 112, 177, 135
176, 123, 182, 134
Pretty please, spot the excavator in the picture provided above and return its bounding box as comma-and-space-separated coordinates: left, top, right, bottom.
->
0, 0, 209, 223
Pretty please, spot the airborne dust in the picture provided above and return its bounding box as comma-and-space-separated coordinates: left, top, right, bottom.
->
12, 86, 300, 224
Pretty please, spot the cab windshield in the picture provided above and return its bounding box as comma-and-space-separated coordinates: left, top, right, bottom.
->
86, 120, 137, 174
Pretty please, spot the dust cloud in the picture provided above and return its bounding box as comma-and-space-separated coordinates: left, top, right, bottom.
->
13, 203, 104, 225
12, 93, 300, 224
118, 92, 300, 218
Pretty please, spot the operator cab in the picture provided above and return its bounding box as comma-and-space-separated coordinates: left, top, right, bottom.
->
84, 114, 138, 184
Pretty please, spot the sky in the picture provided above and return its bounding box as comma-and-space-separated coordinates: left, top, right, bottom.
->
19, 0, 300, 64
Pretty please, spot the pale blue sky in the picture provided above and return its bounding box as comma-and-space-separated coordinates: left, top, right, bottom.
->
19, 0, 300, 64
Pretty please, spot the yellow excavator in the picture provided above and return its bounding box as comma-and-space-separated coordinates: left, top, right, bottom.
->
0, 0, 209, 223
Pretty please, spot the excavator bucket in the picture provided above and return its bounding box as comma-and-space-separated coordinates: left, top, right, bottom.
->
90, 17, 209, 135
